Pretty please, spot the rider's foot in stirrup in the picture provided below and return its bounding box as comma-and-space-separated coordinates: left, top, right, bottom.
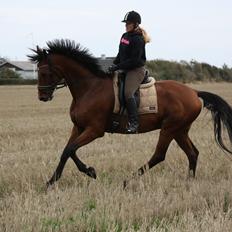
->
126, 123, 138, 134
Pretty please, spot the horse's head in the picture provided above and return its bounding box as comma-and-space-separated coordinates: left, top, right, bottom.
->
30, 46, 66, 102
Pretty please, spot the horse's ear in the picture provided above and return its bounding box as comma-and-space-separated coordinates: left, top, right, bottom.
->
36, 45, 42, 52
42, 49, 47, 57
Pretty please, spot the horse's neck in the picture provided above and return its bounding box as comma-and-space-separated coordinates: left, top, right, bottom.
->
67, 77, 94, 100
65, 69, 110, 101
59, 61, 96, 99
55, 58, 114, 107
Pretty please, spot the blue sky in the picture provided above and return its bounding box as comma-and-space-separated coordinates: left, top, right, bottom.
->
1, 0, 231, 67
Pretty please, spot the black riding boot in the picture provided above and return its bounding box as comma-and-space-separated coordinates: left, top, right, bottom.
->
126, 97, 139, 134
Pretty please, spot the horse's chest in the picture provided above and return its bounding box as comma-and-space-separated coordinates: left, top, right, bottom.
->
70, 104, 91, 126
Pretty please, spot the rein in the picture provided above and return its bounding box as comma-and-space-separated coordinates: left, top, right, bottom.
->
37, 82, 67, 91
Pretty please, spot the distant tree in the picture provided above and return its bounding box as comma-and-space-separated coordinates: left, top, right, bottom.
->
221, 64, 232, 82
0, 68, 22, 79
146, 59, 232, 83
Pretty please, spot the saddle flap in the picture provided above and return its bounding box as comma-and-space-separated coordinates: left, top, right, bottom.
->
113, 73, 158, 114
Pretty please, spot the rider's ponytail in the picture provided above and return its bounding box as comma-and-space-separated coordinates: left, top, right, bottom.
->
136, 26, 151, 44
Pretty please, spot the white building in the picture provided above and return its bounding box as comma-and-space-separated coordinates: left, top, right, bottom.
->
0, 60, 37, 79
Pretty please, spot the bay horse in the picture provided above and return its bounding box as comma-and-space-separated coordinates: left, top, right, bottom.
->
29, 39, 232, 187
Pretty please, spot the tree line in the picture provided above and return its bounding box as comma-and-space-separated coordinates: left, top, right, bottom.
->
146, 60, 232, 82
0, 58, 232, 83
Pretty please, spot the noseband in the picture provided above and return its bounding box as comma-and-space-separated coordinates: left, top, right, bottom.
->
37, 80, 67, 91
38, 61, 67, 91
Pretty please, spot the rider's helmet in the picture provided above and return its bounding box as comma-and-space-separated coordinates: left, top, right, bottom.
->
122, 11, 141, 25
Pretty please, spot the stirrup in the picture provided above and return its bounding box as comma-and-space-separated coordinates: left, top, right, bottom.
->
125, 123, 138, 134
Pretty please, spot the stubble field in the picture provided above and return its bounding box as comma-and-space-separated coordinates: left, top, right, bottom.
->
0, 83, 232, 232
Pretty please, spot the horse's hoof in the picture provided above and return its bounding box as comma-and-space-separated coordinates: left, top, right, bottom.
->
188, 170, 195, 179
123, 180, 128, 189
86, 167, 97, 179
45, 181, 53, 190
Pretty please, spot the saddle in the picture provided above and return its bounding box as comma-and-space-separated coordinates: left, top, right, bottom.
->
113, 70, 158, 115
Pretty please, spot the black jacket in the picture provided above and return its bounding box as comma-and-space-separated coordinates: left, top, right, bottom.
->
113, 31, 146, 71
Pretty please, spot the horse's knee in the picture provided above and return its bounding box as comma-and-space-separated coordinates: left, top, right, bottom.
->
60, 152, 69, 162
61, 146, 77, 161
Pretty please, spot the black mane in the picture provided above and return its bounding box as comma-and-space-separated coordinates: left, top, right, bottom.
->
28, 39, 108, 78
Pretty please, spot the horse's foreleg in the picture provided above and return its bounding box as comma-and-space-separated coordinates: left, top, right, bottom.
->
70, 154, 97, 179
46, 146, 72, 187
68, 127, 100, 179
46, 126, 99, 187
124, 130, 173, 188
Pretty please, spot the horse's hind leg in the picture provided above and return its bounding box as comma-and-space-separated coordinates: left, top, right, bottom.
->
124, 129, 174, 187
175, 129, 199, 178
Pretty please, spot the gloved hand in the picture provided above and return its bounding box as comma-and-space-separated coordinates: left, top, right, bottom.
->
107, 64, 118, 74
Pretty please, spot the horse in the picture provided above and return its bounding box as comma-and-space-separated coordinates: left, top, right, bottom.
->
28, 39, 232, 188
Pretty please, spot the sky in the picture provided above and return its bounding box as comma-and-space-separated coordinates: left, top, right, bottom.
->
1, 0, 232, 67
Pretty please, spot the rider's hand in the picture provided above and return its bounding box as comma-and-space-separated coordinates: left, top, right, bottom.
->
107, 64, 118, 74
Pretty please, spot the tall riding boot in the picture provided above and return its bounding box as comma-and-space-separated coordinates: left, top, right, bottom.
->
126, 97, 139, 134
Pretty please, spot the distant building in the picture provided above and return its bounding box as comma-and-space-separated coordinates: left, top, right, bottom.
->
0, 58, 6, 65
0, 60, 37, 79
97, 55, 114, 72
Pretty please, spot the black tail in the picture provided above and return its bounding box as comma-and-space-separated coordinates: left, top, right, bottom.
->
198, 91, 232, 154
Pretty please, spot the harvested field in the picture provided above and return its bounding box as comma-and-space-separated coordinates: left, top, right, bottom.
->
0, 83, 232, 231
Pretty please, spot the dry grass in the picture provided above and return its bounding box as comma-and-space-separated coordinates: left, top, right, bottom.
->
0, 83, 232, 232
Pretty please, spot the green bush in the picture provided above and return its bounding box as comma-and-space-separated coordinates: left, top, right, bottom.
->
146, 60, 232, 83
0, 78, 37, 85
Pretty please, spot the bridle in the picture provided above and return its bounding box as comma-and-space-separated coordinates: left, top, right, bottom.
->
37, 78, 67, 91
38, 58, 67, 92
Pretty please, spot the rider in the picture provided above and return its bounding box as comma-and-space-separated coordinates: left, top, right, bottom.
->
108, 11, 150, 133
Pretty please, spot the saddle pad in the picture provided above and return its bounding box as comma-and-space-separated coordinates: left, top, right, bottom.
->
113, 74, 158, 114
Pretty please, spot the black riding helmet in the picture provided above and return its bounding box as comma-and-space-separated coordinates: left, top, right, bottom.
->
122, 11, 141, 24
